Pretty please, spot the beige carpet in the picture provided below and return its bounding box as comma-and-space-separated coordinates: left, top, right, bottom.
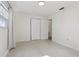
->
7, 39, 79, 57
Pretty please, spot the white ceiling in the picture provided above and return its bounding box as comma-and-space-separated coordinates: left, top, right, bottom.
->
9, 1, 79, 17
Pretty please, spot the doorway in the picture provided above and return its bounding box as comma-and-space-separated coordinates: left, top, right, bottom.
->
48, 19, 52, 40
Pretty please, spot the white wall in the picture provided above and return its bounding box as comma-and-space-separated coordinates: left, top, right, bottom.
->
13, 12, 48, 42
0, 28, 8, 56
13, 12, 30, 42
52, 5, 79, 51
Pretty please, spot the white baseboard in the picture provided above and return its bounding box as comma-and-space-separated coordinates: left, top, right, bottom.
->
53, 40, 79, 52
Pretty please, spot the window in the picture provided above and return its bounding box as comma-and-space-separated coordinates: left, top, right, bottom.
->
0, 16, 7, 28
0, 17, 3, 27
0, 2, 8, 28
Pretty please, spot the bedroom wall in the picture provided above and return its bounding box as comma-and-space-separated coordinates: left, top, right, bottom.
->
52, 5, 79, 51
13, 12, 48, 42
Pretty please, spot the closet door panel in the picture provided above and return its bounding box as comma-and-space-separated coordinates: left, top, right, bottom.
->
31, 19, 40, 40
41, 20, 48, 39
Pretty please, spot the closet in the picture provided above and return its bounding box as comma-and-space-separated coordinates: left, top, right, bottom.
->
31, 18, 48, 40
31, 18, 41, 40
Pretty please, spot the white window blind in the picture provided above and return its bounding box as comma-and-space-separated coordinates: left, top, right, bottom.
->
0, 2, 8, 28
0, 2, 8, 19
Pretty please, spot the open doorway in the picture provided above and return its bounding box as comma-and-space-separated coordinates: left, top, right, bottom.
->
48, 18, 52, 40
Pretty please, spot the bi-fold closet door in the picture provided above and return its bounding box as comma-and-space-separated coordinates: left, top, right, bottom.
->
31, 18, 41, 40
31, 18, 48, 40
